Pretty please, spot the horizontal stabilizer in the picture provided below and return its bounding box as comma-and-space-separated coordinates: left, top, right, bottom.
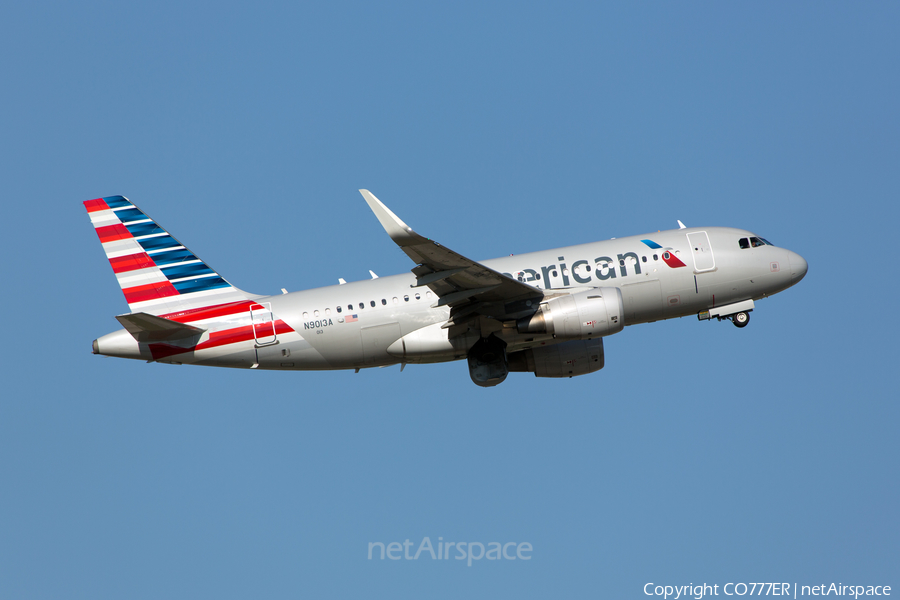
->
115, 312, 205, 343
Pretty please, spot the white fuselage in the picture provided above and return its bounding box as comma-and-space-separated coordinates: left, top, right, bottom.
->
94, 226, 807, 371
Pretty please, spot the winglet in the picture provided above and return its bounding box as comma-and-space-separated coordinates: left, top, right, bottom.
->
677, 220, 687, 229
359, 189, 428, 246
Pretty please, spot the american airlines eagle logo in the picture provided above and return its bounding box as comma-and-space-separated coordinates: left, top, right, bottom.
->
660, 250, 687, 268
641, 239, 687, 268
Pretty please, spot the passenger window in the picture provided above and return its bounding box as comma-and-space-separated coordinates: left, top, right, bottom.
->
336, 306, 342, 313
739, 238, 750, 249
325, 308, 331, 316
426, 291, 433, 298
302, 311, 309, 319
393, 297, 399, 304
314, 310, 319, 317
653, 254, 658, 261
370, 300, 376, 307
535, 273, 541, 280
359, 302, 364, 310
404, 295, 409, 302
381, 299, 386, 305
642, 256, 647, 263
415, 293, 421, 300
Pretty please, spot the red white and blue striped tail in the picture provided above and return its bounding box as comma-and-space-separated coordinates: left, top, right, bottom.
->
84, 195, 257, 315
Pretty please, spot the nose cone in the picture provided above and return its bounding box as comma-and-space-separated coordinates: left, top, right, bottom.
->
789, 251, 808, 285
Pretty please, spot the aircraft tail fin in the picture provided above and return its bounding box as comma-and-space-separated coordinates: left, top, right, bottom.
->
84, 195, 258, 316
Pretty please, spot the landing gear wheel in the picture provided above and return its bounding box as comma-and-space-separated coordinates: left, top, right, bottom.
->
733, 311, 750, 328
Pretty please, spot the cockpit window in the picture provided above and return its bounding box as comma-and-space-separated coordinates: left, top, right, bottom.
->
741, 236, 775, 249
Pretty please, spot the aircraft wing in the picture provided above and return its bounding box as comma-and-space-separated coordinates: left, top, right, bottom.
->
360, 190, 542, 326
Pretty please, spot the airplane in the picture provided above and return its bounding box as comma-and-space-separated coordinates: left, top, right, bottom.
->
85, 191, 808, 387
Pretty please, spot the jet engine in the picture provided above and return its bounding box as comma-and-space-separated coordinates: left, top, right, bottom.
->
516, 288, 624, 340
508, 338, 605, 378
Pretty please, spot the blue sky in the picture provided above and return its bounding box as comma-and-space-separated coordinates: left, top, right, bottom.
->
1, 2, 898, 598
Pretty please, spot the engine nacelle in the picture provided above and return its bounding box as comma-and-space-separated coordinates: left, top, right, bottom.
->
508, 338, 605, 378
516, 288, 624, 340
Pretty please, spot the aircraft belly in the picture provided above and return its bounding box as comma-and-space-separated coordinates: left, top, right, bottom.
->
386, 321, 479, 363
190, 345, 259, 368
253, 331, 331, 370
254, 344, 331, 370
656, 266, 696, 317
272, 302, 444, 369
301, 325, 364, 368
709, 279, 743, 308
621, 279, 663, 323
693, 273, 712, 307
267, 297, 364, 368
361, 322, 402, 366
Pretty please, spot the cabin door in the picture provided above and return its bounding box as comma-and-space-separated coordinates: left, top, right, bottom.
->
250, 302, 278, 346
687, 231, 716, 272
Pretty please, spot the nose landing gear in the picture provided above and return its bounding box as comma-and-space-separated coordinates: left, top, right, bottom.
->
698, 300, 755, 328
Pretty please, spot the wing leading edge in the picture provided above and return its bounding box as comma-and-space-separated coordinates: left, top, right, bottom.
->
359, 190, 543, 333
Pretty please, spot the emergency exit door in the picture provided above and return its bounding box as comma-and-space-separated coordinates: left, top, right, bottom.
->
250, 302, 277, 346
